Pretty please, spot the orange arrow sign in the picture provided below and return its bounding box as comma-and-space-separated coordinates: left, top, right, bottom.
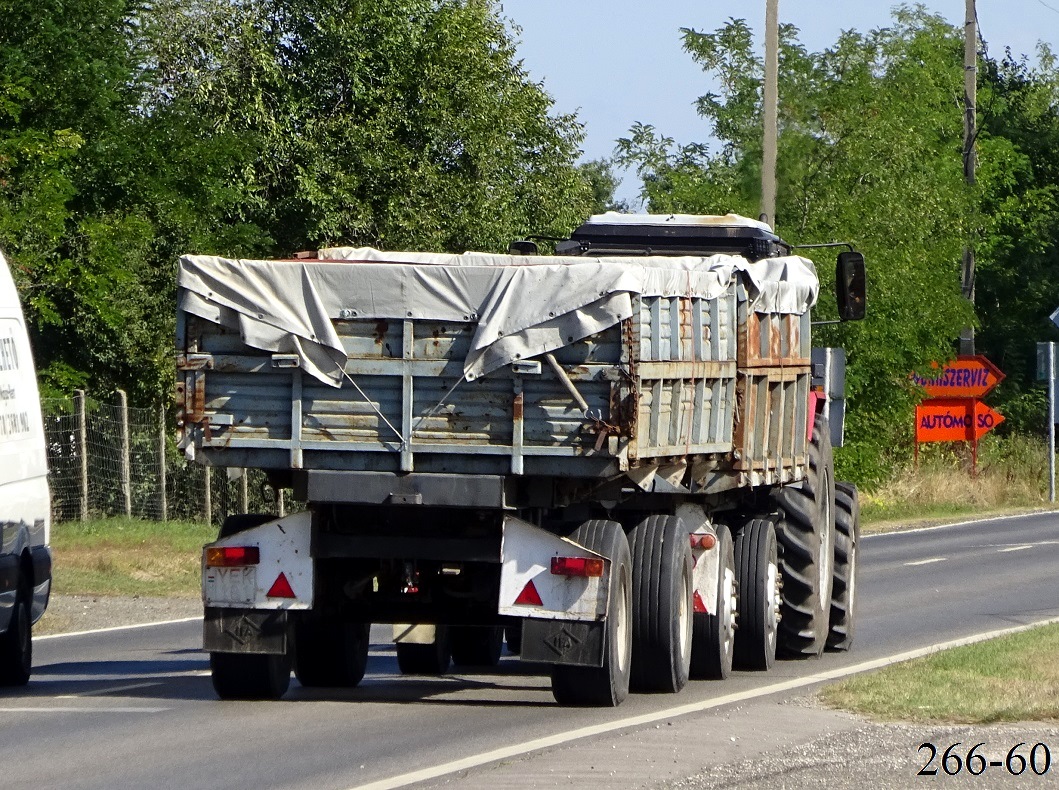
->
916, 398, 1004, 443
911, 355, 1005, 398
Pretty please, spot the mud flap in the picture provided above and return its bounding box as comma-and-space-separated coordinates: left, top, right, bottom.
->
204, 606, 289, 655
520, 619, 605, 667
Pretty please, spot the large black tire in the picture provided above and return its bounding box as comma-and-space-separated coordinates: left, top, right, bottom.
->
733, 518, 780, 671
689, 525, 736, 680
628, 515, 694, 693
551, 520, 633, 707
294, 616, 370, 687
504, 624, 522, 655
0, 578, 32, 686
218, 513, 273, 539
450, 626, 504, 668
774, 415, 836, 658
395, 627, 451, 675
827, 482, 860, 651
210, 651, 292, 700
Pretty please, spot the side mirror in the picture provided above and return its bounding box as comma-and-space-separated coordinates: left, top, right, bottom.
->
508, 240, 539, 256
836, 251, 866, 321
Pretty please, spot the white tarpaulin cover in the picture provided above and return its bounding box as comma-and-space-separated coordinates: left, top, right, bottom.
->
178, 248, 818, 387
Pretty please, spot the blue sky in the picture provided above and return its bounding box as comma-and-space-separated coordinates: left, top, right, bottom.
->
498, 1, 1059, 205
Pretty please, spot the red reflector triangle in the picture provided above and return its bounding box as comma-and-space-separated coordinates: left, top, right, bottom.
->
266, 572, 296, 598
692, 590, 708, 614
514, 579, 543, 606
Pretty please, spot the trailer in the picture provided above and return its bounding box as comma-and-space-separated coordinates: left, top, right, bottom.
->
176, 213, 865, 705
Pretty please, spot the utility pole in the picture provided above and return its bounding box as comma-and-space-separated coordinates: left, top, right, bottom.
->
761, 0, 779, 229
960, 0, 977, 355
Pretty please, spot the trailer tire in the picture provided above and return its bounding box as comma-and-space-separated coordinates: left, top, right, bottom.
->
210, 651, 292, 700
450, 626, 504, 668
733, 519, 779, 671
628, 515, 694, 693
551, 520, 632, 707
0, 577, 32, 686
396, 627, 451, 675
504, 624, 522, 655
218, 513, 273, 539
294, 616, 370, 687
827, 482, 860, 651
774, 415, 836, 658
689, 525, 736, 680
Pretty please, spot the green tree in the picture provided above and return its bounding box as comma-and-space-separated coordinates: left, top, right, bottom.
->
618, 8, 978, 483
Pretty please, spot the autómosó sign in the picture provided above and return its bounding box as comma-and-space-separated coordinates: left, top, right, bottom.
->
915, 398, 1005, 443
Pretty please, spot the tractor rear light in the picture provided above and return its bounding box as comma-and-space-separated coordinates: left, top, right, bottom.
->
550, 556, 605, 578
205, 546, 260, 567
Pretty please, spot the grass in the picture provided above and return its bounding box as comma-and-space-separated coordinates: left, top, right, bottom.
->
50, 516, 215, 598
821, 624, 1059, 724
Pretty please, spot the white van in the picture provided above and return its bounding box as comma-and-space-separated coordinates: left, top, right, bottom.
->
0, 248, 51, 685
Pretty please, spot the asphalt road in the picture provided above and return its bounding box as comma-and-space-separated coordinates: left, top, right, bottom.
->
2, 512, 1058, 790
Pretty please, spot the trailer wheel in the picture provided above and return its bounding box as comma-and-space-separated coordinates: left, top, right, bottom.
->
395, 627, 451, 675
628, 515, 693, 693
733, 519, 779, 671
504, 624, 522, 655
210, 651, 292, 700
450, 626, 504, 668
774, 415, 836, 658
827, 482, 860, 651
551, 520, 632, 707
218, 513, 273, 539
0, 577, 32, 686
689, 524, 736, 680
294, 616, 370, 687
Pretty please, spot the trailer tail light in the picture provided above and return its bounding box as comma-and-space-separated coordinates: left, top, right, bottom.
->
550, 556, 605, 578
205, 546, 260, 567
690, 533, 716, 550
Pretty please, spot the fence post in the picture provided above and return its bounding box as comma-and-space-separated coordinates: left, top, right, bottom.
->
117, 389, 132, 517
204, 466, 212, 525
75, 389, 88, 521
240, 470, 248, 513
159, 403, 168, 522
277, 488, 286, 518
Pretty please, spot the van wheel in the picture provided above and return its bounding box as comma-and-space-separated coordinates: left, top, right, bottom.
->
0, 581, 31, 686
210, 651, 292, 700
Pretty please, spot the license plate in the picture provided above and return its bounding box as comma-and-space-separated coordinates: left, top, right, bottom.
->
204, 566, 257, 605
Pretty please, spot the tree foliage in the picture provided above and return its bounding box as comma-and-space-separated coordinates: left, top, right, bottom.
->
616, 7, 1052, 483
0, 0, 593, 402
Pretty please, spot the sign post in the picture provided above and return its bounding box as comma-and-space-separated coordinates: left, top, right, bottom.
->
1037, 342, 1056, 503
913, 355, 1005, 476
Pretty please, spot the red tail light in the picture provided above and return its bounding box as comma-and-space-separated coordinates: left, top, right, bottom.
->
550, 556, 605, 578
205, 546, 260, 567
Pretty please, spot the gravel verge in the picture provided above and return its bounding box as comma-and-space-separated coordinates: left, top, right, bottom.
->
35, 594, 202, 635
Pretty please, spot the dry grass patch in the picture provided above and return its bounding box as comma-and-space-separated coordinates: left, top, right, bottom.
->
50, 517, 215, 598
821, 624, 1059, 724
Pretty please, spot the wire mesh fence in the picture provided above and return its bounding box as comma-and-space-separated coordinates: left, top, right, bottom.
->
43, 391, 291, 525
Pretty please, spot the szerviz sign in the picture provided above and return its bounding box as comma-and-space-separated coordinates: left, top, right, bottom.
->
910, 355, 1005, 399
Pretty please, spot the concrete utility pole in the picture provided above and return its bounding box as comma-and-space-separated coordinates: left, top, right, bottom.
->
959, 0, 977, 355
761, 0, 779, 229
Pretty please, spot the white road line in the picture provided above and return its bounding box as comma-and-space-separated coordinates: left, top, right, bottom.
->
0, 706, 169, 714
998, 545, 1034, 553
346, 615, 1059, 790
37, 616, 202, 641
57, 681, 162, 698
904, 557, 947, 566
866, 509, 1058, 538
